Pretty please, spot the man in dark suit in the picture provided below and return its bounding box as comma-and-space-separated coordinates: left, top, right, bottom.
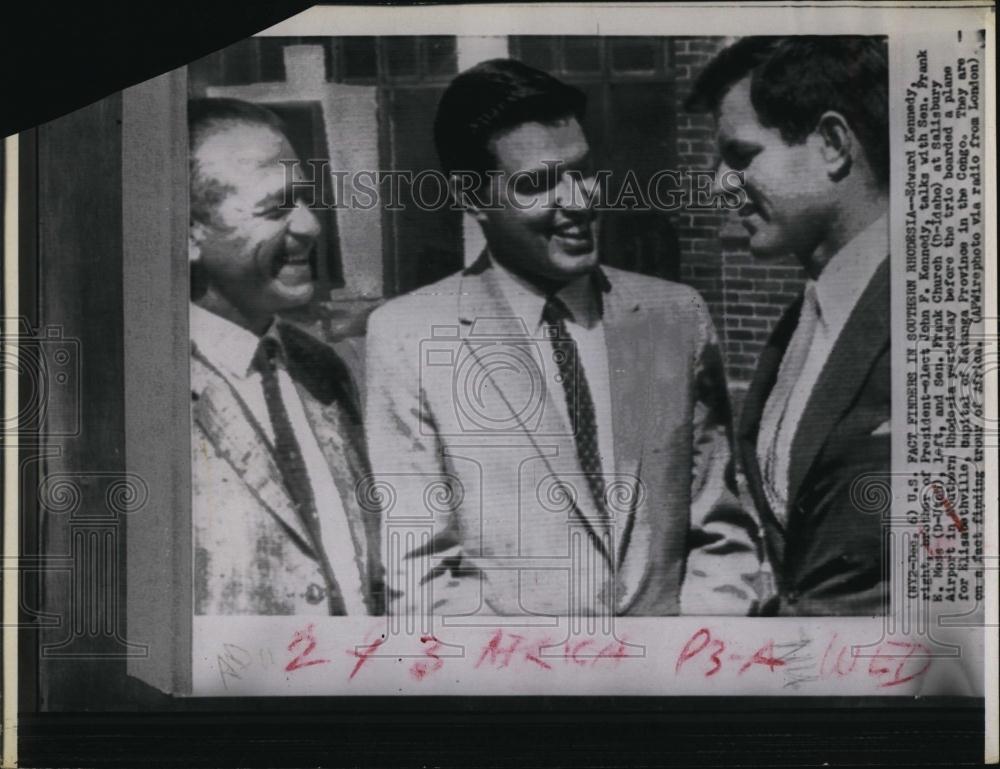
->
365, 59, 759, 619
687, 37, 890, 615
188, 98, 381, 615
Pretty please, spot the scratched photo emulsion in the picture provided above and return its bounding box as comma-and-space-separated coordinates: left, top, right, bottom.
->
17, 4, 991, 707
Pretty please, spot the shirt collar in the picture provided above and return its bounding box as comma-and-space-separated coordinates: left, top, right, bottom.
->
812, 213, 888, 335
190, 303, 277, 380
488, 253, 607, 331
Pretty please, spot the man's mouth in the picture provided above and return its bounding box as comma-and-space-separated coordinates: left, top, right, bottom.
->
739, 195, 767, 219
275, 248, 310, 266
738, 202, 765, 234
552, 225, 593, 247
272, 248, 313, 281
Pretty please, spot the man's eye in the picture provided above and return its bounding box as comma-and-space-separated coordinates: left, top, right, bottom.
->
523, 167, 566, 194
724, 147, 758, 171
259, 207, 286, 220
515, 173, 549, 195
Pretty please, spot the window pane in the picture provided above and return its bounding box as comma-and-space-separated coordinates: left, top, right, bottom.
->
610, 37, 659, 73
258, 38, 287, 82
513, 36, 559, 71
384, 37, 418, 78
342, 36, 377, 80
563, 37, 600, 73
219, 39, 261, 85
425, 36, 457, 77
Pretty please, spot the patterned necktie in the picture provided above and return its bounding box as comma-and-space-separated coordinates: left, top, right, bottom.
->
759, 283, 820, 523
254, 336, 347, 614
542, 295, 606, 519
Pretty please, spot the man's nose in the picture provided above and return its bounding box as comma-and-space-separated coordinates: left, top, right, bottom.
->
555, 173, 598, 213
287, 200, 321, 241
711, 160, 733, 197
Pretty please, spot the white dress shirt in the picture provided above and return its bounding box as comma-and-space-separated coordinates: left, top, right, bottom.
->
489, 257, 617, 476
190, 304, 367, 614
757, 214, 888, 521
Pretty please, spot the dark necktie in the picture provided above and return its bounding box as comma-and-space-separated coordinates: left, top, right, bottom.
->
254, 336, 346, 615
542, 296, 606, 519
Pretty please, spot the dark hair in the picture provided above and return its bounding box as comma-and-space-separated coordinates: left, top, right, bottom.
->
433, 58, 587, 177
685, 36, 889, 186
188, 97, 288, 223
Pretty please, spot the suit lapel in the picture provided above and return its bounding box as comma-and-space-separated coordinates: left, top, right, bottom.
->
457, 260, 612, 561
600, 280, 648, 582
190, 346, 315, 552
602, 280, 645, 478
787, 258, 890, 505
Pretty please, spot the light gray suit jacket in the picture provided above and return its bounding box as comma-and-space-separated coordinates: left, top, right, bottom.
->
364, 257, 759, 617
192, 320, 382, 615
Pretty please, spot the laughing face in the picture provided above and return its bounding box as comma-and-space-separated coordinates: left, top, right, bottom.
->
714, 78, 833, 262
475, 116, 600, 287
191, 122, 320, 333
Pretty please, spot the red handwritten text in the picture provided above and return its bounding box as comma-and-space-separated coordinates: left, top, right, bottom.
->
347, 636, 385, 680
675, 627, 785, 678
820, 634, 932, 688
410, 635, 446, 681
285, 623, 330, 672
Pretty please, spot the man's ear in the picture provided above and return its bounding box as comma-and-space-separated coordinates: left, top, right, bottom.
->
448, 173, 489, 223
189, 221, 206, 264
816, 110, 855, 182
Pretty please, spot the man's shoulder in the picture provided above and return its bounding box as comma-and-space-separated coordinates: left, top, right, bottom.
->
603, 265, 708, 317
367, 270, 466, 331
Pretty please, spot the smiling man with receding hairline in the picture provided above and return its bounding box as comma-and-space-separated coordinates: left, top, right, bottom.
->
188, 98, 382, 616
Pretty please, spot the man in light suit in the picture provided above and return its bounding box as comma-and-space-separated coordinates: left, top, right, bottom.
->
365, 60, 759, 619
688, 37, 890, 615
189, 98, 381, 615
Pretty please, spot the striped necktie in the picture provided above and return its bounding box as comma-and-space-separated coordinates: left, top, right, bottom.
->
254, 336, 347, 614
542, 295, 607, 518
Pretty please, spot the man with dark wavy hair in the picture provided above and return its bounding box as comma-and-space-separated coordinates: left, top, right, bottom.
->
687, 37, 890, 616
366, 59, 759, 619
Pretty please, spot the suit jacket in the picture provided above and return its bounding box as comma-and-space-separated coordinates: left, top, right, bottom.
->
192, 319, 383, 615
738, 258, 890, 616
365, 255, 760, 617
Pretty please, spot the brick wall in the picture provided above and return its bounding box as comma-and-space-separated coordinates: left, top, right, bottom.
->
718, 224, 805, 386
671, 37, 806, 396
673, 37, 729, 345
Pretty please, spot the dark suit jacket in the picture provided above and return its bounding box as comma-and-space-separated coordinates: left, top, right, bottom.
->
738, 258, 890, 616
192, 319, 383, 615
